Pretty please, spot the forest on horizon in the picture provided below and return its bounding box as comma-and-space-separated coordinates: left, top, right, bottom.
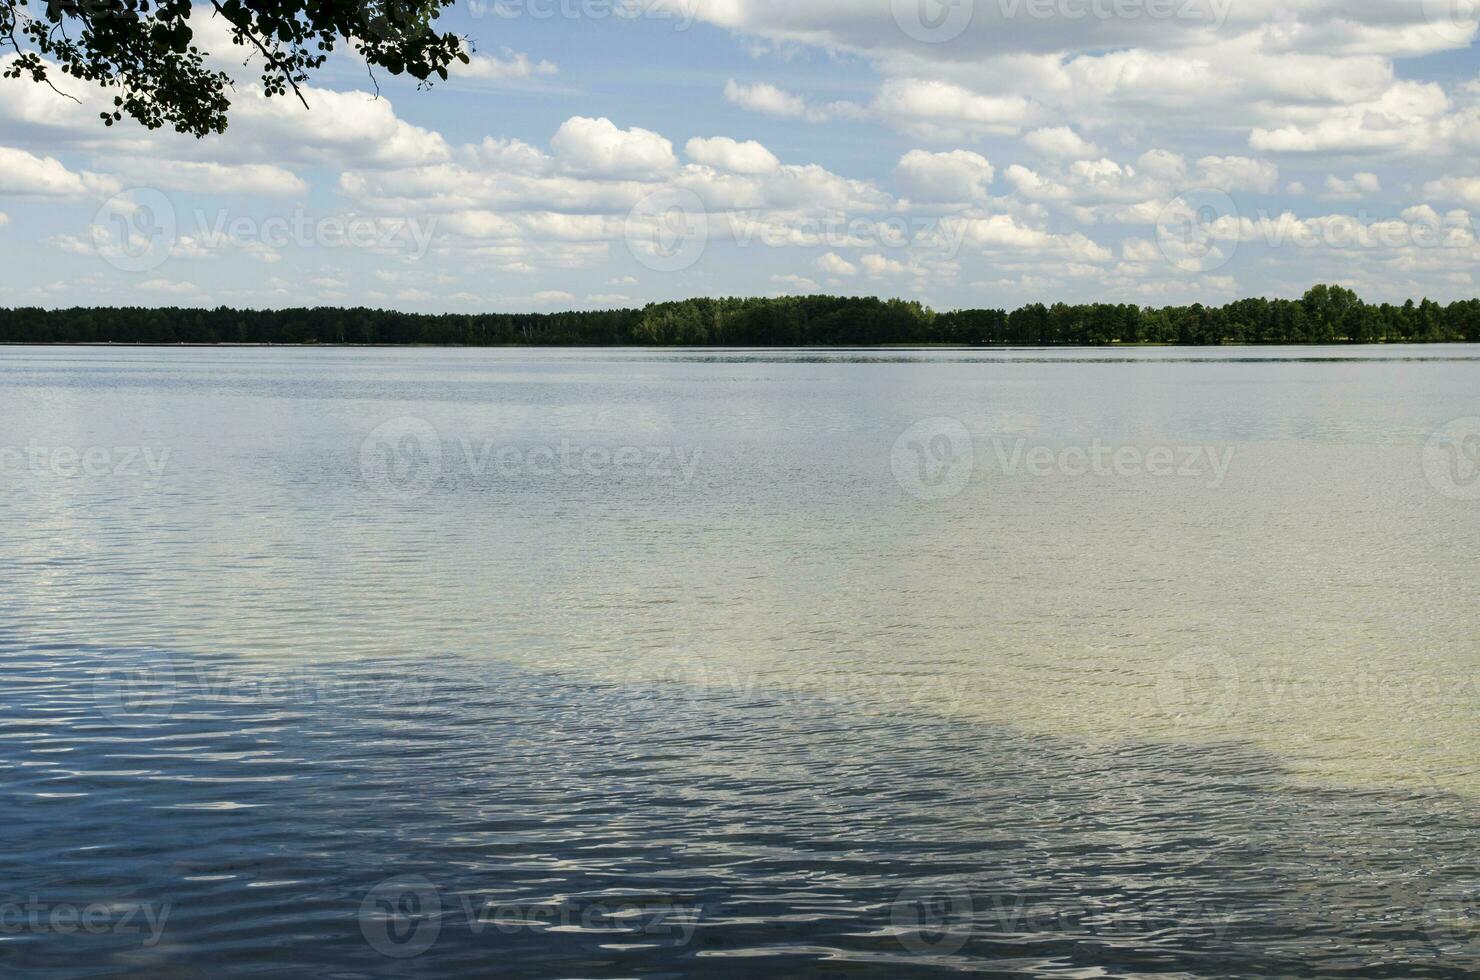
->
2, 285, 1477, 347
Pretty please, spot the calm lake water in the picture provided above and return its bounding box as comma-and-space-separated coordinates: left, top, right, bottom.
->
2, 344, 1478, 977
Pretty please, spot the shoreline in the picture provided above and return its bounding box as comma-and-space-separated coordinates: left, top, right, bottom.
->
4, 341, 1480, 351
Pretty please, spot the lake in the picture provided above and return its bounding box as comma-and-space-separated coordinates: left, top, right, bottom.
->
2, 344, 1477, 976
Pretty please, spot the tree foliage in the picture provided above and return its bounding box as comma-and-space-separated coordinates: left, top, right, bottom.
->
0, 0, 467, 135
3, 287, 1478, 346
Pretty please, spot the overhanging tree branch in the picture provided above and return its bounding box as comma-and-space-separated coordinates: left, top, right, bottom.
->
208, 0, 309, 111
0, 0, 466, 136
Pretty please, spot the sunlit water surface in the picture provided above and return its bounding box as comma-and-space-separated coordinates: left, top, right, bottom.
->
1, 345, 1477, 977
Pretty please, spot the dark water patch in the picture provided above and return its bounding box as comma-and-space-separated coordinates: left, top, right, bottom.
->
2, 640, 1476, 978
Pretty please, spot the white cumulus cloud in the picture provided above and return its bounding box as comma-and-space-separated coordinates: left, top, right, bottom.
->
551, 116, 677, 180
685, 137, 781, 175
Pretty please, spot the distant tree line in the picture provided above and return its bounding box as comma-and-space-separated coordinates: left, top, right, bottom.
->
2, 286, 1477, 346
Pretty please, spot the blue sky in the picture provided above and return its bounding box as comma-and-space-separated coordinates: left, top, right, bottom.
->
1, 0, 1478, 312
